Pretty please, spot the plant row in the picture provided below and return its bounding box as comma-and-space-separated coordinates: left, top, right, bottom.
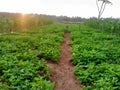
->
0, 24, 66, 90
85, 18, 120, 35
69, 24, 120, 89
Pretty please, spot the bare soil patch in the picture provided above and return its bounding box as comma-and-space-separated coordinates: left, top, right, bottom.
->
47, 32, 82, 90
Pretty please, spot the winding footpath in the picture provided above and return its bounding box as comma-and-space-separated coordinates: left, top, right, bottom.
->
47, 32, 81, 90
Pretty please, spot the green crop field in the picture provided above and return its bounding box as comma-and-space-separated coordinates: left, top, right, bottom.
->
69, 24, 120, 89
0, 13, 120, 90
0, 24, 66, 90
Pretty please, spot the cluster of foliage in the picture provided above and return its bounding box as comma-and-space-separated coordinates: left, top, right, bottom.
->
69, 24, 120, 89
85, 18, 120, 34
53, 16, 86, 23
0, 24, 66, 89
0, 13, 53, 33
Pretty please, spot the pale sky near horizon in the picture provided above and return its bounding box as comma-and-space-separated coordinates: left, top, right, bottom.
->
0, 0, 120, 18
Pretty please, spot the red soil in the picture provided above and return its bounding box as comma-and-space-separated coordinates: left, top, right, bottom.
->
47, 32, 82, 90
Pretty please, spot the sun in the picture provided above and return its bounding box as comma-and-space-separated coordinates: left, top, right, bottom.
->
20, 13, 28, 17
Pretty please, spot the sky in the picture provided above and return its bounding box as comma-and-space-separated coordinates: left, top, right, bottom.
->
0, 0, 120, 18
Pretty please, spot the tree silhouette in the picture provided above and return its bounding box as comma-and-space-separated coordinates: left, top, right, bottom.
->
96, 0, 112, 19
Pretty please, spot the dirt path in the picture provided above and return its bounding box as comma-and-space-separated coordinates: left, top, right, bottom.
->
47, 32, 81, 90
